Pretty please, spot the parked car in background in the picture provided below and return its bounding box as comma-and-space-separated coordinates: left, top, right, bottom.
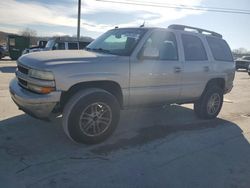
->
0, 44, 8, 59
235, 56, 250, 70
44, 38, 91, 51
23, 38, 92, 55
22, 40, 48, 55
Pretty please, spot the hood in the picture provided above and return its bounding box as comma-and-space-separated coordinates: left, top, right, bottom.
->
18, 50, 117, 69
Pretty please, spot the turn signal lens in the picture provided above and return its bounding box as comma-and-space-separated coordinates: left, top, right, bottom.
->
27, 83, 55, 94
40, 87, 55, 94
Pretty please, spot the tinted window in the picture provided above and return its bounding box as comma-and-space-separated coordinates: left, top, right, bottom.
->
182, 34, 207, 61
142, 31, 178, 61
54, 42, 65, 50
68, 42, 78, 50
207, 37, 233, 61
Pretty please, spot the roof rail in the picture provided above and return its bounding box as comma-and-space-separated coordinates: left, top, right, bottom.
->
168, 24, 222, 38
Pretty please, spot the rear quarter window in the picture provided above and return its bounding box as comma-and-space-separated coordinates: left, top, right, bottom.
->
206, 37, 233, 62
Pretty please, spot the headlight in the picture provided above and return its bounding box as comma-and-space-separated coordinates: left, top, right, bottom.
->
29, 69, 54, 80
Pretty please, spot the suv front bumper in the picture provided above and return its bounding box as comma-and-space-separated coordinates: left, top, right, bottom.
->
9, 78, 61, 119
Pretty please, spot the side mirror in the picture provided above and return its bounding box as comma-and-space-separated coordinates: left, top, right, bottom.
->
141, 46, 159, 59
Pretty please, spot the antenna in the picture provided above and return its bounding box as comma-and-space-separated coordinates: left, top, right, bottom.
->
140, 21, 145, 28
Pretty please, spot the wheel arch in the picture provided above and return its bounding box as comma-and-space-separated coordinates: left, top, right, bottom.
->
60, 80, 124, 111
205, 78, 225, 91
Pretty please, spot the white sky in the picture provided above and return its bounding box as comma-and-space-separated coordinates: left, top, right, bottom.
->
0, 0, 249, 49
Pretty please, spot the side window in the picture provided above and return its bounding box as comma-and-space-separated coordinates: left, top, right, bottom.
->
68, 42, 78, 50
54, 42, 65, 50
207, 37, 233, 61
9, 38, 15, 47
182, 34, 208, 61
142, 31, 178, 61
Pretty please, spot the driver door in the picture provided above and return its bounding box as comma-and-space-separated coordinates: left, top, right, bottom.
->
129, 30, 182, 106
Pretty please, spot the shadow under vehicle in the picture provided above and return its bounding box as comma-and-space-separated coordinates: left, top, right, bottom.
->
0, 105, 250, 188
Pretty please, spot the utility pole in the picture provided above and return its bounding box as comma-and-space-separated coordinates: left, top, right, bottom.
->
77, 0, 81, 41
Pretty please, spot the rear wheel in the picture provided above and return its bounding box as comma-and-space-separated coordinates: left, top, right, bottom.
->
63, 88, 120, 144
194, 86, 223, 119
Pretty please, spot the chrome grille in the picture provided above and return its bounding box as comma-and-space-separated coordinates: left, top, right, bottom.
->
17, 65, 29, 75
16, 64, 30, 89
16, 64, 29, 89
18, 78, 28, 88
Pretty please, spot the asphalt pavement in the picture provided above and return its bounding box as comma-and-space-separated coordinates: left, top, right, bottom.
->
1, 58, 250, 188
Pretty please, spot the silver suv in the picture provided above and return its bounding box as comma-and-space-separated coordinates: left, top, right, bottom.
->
9, 25, 235, 144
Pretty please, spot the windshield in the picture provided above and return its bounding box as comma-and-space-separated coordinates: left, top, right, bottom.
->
87, 28, 147, 56
44, 39, 55, 50
243, 56, 250, 60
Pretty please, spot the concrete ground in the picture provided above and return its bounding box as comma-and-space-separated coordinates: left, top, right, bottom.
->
0, 58, 250, 188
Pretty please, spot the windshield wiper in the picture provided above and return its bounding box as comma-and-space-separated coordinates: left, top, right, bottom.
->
86, 47, 110, 53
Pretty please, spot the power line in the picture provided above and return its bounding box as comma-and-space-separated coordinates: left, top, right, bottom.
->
96, 0, 250, 15
123, 0, 250, 13
124, 0, 250, 12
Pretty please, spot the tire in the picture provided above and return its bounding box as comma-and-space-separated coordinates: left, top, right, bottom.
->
0, 52, 2, 59
63, 88, 120, 144
194, 86, 223, 119
248, 72, 250, 76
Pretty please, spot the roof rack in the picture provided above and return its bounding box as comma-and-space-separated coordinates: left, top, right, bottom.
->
168, 24, 222, 38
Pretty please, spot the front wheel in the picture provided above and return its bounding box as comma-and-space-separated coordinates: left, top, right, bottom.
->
194, 86, 223, 119
63, 88, 120, 144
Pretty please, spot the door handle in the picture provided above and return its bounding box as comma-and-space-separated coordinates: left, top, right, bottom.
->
174, 67, 182, 73
204, 66, 210, 72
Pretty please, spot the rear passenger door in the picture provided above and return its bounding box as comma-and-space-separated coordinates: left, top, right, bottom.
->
180, 34, 211, 100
